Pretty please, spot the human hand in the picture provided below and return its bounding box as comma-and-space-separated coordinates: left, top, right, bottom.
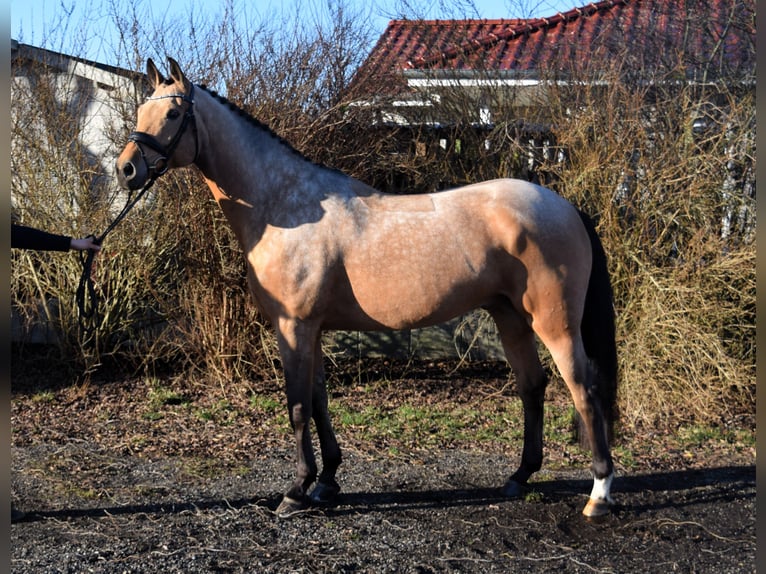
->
70, 237, 101, 252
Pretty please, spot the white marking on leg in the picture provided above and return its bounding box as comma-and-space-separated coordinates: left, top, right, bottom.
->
589, 472, 615, 503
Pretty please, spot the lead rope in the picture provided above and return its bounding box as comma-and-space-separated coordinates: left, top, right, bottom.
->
76, 177, 156, 337
78, 85, 197, 338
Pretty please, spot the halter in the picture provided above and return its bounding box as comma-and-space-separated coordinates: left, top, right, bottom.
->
78, 84, 198, 337
127, 83, 198, 181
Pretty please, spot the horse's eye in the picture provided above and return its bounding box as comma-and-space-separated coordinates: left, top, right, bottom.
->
167, 109, 181, 120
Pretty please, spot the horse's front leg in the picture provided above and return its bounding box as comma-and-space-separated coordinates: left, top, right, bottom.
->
274, 318, 320, 518
309, 337, 343, 504
488, 307, 549, 497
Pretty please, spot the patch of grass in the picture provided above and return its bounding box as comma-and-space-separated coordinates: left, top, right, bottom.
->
333, 400, 525, 449
731, 429, 756, 447
543, 404, 578, 444
248, 393, 290, 428
327, 389, 601, 454
65, 486, 101, 500
678, 425, 724, 446
524, 489, 544, 503
31, 391, 56, 404
677, 425, 755, 449
147, 383, 189, 408
249, 394, 285, 414
180, 457, 251, 479
143, 379, 191, 420
194, 399, 239, 425
612, 444, 639, 471
338, 404, 381, 428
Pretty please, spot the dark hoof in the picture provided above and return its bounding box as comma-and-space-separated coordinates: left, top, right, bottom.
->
501, 479, 525, 498
275, 495, 310, 519
310, 480, 341, 504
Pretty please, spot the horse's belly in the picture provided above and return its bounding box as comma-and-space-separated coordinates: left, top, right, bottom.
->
331, 218, 505, 330
323, 297, 483, 331
326, 264, 496, 331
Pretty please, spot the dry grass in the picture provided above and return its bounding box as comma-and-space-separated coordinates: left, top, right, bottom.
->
11, 0, 755, 432
617, 246, 755, 428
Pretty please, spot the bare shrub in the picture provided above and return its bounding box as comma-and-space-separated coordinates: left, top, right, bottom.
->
138, 169, 282, 384
617, 245, 754, 427
527, 3, 756, 427
12, 0, 755, 430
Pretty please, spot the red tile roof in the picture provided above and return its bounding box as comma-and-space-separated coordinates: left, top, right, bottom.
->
351, 0, 754, 95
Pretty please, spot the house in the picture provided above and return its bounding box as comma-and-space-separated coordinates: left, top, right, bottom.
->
11, 40, 142, 203
350, 0, 755, 127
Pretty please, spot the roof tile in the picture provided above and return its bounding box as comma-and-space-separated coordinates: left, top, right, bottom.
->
351, 0, 754, 94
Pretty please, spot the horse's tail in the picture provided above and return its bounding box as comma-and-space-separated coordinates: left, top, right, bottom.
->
577, 210, 619, 444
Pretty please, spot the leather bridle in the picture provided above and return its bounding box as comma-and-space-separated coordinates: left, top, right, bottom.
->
78, 84, 199, 337
127, 83, 198, 182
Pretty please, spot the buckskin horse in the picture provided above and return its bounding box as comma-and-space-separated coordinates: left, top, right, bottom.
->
116, 57, 618, 519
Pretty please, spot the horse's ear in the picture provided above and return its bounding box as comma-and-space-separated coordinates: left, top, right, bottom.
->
166, 57, 190, 93
146, 58, 164, 88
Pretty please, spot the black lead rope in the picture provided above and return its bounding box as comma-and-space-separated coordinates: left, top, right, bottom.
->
78, 85, 197, 337
76, 178, 156, 337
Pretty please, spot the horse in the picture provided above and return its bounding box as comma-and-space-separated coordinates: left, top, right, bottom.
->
116, 57, 618, 519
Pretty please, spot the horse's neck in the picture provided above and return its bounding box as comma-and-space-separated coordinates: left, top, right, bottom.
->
197, 103, 289, 191
196, 92, 319, 192
193, 90, 343, 242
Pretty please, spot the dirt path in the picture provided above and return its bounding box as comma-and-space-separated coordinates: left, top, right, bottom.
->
11, 444, 755, 573
11, 362, 756, 573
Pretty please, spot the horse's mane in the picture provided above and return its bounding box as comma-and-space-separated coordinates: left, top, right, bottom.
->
198, 84, 329, 170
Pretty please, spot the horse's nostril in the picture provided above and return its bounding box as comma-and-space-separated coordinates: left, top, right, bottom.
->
122, 162, 135, 179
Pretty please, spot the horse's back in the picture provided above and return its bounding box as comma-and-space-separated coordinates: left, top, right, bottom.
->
447, 178, 581, 230
431, 179, 591, 262
351, 178, 581, 235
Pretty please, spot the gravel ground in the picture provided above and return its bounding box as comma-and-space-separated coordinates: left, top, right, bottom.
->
11, 357, 756, 573
12, 445, 755, 573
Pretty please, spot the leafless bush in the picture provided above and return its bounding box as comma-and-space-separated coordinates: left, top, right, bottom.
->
526, 4, 756, 427
11, 0, 755, 428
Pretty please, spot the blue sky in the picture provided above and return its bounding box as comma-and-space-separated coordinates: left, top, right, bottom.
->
11, 0, 580, 65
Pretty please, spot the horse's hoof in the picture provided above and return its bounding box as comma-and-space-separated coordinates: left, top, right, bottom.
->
501, 479, 524, 498
275, 495, 310, 519
310, 480, 341, 504
582, 497, 611, 520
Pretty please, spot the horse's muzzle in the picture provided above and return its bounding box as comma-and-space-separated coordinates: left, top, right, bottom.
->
116, 149, 148, 191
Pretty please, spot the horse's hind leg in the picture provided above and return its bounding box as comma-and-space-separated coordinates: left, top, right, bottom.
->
309, 337, 342, 504
540, 330, 615, 518
487, 304, 549, 497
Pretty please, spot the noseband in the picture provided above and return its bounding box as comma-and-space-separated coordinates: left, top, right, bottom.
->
80, 85, 198, 337
128, 83, 198, 180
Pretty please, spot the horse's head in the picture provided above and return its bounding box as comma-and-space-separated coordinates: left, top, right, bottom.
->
116, 57, 197, 190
